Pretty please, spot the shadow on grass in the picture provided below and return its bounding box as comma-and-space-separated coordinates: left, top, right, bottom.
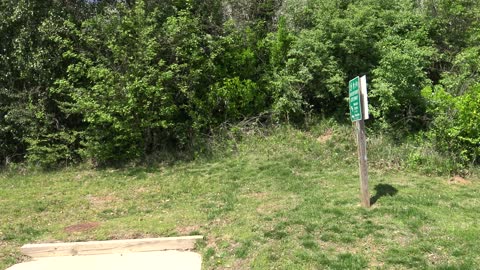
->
371, 184, 398, 205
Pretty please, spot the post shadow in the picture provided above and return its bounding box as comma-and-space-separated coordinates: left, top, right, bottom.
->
370, 183, 398, 205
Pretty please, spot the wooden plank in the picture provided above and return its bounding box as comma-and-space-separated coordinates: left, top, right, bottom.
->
21, 236, 204, 258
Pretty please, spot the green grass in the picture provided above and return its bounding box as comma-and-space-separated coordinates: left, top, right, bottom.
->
1, 123, 479, 269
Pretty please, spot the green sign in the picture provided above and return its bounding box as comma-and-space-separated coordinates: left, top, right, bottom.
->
349, 76, 362, 122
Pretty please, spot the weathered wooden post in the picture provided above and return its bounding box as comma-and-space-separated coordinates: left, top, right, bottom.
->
349, 76, 370, 208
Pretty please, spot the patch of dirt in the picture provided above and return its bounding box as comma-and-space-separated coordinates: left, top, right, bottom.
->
426, 247, 449, 267
357, 235, 387, 268
204, 236, 239, 254
74, 171, 96, 180
226, 258, 252, 270
317, 129, 333, 143
208, 217, 233, 227
176, 225, 201, 235
64, 222, 100, 233
317, 239, 356, 254
242, 192, 269, 199
205, 236, 218, 249
87, 195, 118, 207
448, 176, 471, 185
135, 187, 148, 193
204, 236, 229, 250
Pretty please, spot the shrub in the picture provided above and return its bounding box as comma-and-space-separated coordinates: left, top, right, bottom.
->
422, 84, 480, 164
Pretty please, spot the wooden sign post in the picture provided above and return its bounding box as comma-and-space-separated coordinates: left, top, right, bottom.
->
349, 76, 370, 208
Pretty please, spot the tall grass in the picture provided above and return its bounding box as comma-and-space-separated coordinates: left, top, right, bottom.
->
206, 117, 478, 177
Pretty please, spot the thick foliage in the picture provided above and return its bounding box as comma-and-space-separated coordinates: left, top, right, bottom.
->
423, 85, 480, 164
57, 4, 191, 163
0, 0, 91, 167
0, 0, 479, 166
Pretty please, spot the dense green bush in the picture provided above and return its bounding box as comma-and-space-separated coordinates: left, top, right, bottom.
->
208, 77, 262, 121
422, 84, 480, 164
53, 2, 180, 163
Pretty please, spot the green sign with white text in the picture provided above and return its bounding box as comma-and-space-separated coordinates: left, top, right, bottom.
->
349, 76, 362, 122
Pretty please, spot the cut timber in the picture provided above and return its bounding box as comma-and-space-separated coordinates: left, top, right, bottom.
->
21, 236, 203, 258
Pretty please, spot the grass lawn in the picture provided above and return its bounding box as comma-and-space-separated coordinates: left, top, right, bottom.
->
1, 124, 479, 269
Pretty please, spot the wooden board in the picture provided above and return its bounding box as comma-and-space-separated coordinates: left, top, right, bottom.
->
21, 236, 204, 258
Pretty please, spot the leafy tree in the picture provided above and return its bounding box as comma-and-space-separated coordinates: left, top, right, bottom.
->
55, 1, 179, 163
0, 0, 89, 166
